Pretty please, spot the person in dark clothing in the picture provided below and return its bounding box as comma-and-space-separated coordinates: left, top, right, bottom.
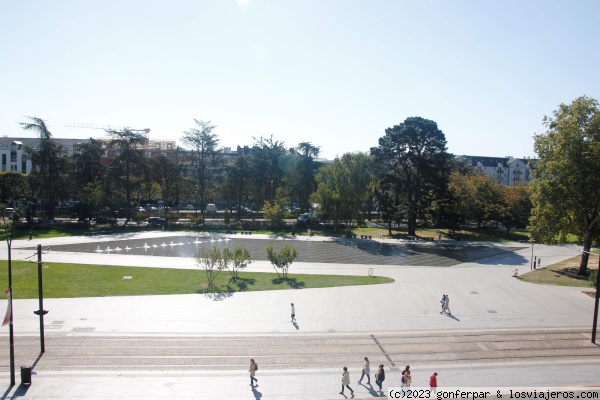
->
375, 364, 386, 394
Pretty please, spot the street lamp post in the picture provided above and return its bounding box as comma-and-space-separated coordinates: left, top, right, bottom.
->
4, 212, 16, 385
591, 254, 600, 344
580, 250, 600, 344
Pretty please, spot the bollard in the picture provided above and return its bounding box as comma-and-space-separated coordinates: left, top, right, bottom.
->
21, 366, 32, 385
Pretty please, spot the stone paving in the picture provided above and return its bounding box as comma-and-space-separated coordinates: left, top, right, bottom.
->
0, 232, 597, 399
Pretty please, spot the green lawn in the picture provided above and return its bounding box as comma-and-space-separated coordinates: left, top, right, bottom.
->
518, 252, 598, 288
0, 261, 394, 299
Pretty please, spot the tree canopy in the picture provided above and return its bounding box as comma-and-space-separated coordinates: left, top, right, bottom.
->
530, 96, 600, 275
372, 117, 453, 235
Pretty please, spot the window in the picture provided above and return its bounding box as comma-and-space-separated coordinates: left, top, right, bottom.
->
156, 143, 161, 149
10, 153, 16, 163
167, 143, 172, 150
21, 161, 26, 173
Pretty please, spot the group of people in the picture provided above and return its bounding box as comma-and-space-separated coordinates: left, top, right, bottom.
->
248, 357, 438, 395
339, 358, 438, 397
340, 357, 386, 396
440, 294, 451, 315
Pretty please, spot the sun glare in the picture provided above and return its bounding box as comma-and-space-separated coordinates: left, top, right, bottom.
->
236, 0, 249, 6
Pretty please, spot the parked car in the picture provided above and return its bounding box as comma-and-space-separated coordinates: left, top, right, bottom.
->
206, 204, 217, 215
297, 212, 313, 223
148, 217, 166, 226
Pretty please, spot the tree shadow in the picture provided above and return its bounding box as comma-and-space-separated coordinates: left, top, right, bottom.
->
551, 266, 591, 282
228, 277, 256, 292
199, 288, 233, 301
272, 277, 306, 289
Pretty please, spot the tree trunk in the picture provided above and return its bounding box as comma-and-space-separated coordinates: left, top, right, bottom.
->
388, 220, 392, 236
407, 213, 416, 236
578, 228, 593, 275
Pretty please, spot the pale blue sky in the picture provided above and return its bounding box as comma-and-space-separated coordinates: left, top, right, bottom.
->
1, 0, 598, 159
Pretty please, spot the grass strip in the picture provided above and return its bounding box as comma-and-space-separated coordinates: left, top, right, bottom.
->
518, 252, 598, 288
0, 261, 394, 299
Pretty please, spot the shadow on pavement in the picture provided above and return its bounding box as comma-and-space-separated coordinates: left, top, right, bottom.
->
358, 382, 380, 397
251, 386, 262, 399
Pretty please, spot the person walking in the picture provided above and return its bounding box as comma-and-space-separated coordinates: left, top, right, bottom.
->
291, 303, 296, 322
430, 372, 438, 394
375, 364, 385, 394
357, 356, 370, 384
339, 366, 354, 396
401, 365, 411, 389
440, 294, 446, 314
444, 294, 451, 315
249, 359, 258, 386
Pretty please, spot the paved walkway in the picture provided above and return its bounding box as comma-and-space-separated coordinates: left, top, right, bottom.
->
0, 232, 597, 398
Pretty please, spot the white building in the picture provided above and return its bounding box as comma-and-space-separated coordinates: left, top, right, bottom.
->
455, 155, 537, 186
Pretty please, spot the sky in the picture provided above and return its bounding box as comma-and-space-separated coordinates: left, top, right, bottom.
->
1, 0, 599, 160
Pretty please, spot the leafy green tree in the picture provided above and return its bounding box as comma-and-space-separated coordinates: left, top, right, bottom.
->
372, 117, 453, 236
21, 117, 67, 219
149, 155, 181, 214
290, 142, 321, 212
266, 244, 298, 279
497, 185, 531, 234
195, 246, 229, 290
248, 135, 289, 207
180, 119, 223, 213
223, 246, 253, 281
0, 172, 30, 204
448, 171, 502, 228
311, 152, 374, 231
223, 155, 250, 219
72, 138, 105, 188
107, 128, 148, 222
262, 187, 289, 228
530, 96, 600, 275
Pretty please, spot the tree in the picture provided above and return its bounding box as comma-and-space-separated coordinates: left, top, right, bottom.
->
248, 135, 289, 207
262, 187, 289, 228
195, 246, 229, 290
448, 171, 502, 228
311, 152, 374, 232
149, 155, 181, 214
290, 142, 321, 212
266, 244, 298, 279
497, 185, 531, 234
224, 246, 253, 282
107, 128, 148, 222
72, 138, 105, 188
222, 155, 250, 219
21, 117, 66, 220
180, 119, 222, 213
372, 117, 453, 236
0, 172, 30, 204
530, 96, 600, 275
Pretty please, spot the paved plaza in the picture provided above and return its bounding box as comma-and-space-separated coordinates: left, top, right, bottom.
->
0, 232, 598, 399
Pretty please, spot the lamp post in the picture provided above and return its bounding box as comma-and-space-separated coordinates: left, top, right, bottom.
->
4, 212, 17, 385
580, 250, 600, 344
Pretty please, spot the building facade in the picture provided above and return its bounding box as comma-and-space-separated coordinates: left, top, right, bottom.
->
455, 155, 537, 186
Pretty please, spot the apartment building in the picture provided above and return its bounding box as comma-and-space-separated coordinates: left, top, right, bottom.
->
455, 155, 537, 186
